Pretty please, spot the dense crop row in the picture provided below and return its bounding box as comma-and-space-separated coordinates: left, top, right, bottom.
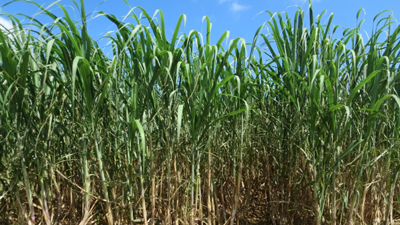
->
1, 0, 400, 224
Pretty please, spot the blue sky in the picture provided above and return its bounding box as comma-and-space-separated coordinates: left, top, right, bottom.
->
1, 0, 399, 49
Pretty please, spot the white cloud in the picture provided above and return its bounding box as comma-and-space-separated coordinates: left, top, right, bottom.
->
219, 0, 234, 3
230, 3, 251, 12
218, 0, 251, 13
0, 17, 13, 32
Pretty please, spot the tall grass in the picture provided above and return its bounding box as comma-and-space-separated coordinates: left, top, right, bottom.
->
0, 0, 399, 224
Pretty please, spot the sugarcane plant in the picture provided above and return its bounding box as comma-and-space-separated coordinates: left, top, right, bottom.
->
0, 0, 399, 224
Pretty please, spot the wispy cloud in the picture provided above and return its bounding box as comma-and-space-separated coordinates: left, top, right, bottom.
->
219, 0, 251, 13
219, 0, 234, 3
230, 3, 251, 12
0, 17, 13, 31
